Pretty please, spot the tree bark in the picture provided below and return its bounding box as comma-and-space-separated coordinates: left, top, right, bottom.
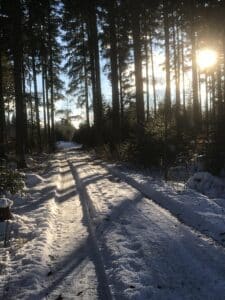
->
190, 0, 200, 132
81, 22, 90, 128
172, 16, 181, 135
181, 30, 186, 113
29, 78, 34, 148
149, 30, 157, 117
41, 61, 47, 144
144, 35, 150, 121
132, 7, 145, 125
12, 0, 26, 168
118, 58, 124, 128
163, 0, 172, 179
45, 62, 51, 147
22, 59, 28, 153
32, 52, 42, 152
0, 50, 6, 158
87, 1, 103, 142
47, 14, 55, 151
163, 0, 171, 119
108, 0, 120, 142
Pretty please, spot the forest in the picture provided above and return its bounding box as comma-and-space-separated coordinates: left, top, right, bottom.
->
0, 0, 225, 175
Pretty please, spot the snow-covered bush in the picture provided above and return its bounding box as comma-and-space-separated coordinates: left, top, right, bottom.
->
186, 172, 225, 198
189, 154, 206, 173
0, 166, 25, 195
0, 197, 13, 208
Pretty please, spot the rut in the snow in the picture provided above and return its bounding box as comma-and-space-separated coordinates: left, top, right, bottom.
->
69, 160, 113, 300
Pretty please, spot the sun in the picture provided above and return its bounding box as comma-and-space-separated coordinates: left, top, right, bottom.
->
197, 48, 217, 70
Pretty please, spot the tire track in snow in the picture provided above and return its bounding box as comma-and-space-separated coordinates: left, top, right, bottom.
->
68, 160, 113, 300
72, 151, 225, 249
44, 154, 98, 300
99, 161, 225, 248
68, 152, 225, 299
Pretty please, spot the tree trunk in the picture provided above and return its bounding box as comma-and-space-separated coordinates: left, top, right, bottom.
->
163, 0, 171, 119
81, 22, 90, 128
190, 0, 200, 132
181, 30, 186, 113
87, 1, 103, 142
223, 34, 225, 106
205, 73, 209, 138
163, 0, 172, 179
118, 58, 124, 128
172, 17, 181, 135
92, 7, 102, 135
149, 30, 157, 117
22, 59, 28, 153
211, 72, 216, 129
29, 78, 34, 148
47, 4, 55, 151
216, 62, 224, 146
41, 61, 47, 144
0, 50, 6, 158
12, 0, 26, 168
144, 35, 150, 121
32, 52, 42, 152
45, 64, 51, 147
132, 7, 145, 126
49, 48, 55, 150
87, 22, 96, 125
108, 0, 120, 143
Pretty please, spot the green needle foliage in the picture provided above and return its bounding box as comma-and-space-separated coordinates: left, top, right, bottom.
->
0, 166, 24, 195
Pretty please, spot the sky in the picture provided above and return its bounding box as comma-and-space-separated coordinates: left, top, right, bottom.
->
36, 45, 218, 129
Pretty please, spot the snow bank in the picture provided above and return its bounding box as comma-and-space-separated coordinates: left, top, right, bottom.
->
0, 197, 13, 208
187, 172, 225, 198
71, 153, 225, 299
0, 157, 62, 299
103, 162, 225, 246
56, 140, 82, 150
25, 173, 46, 188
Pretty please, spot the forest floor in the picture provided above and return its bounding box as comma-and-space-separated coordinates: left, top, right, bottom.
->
1, 142, 225, 299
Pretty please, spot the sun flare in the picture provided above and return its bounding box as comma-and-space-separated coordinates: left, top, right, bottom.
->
197, 48, 217, 70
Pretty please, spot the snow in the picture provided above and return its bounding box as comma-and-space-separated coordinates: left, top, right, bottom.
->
187, 171, 225, 198
104, 162, 225, 246
71, 153, 225, 299
56, 141, 82, 150
0, 158, 60, 299
1, 143, 225, 299
0, 197, 13, 208
25, 173, 48, 188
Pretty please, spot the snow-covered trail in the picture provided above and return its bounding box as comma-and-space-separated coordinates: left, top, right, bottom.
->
2, 147, 225, 299
67, 150, 225, 299
43, 154, 110, 300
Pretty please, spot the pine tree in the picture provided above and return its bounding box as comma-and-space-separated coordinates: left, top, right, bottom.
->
7, 0, 26, 167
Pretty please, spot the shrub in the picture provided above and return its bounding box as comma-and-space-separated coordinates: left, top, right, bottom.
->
0, 166, 25, 195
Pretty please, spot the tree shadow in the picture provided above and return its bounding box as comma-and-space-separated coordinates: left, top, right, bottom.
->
17, 158, 143, 299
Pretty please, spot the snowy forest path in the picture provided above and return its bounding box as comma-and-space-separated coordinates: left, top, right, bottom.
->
5, 148, 225, 299
43, 152, 100, 300
67, 150, 225, 299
